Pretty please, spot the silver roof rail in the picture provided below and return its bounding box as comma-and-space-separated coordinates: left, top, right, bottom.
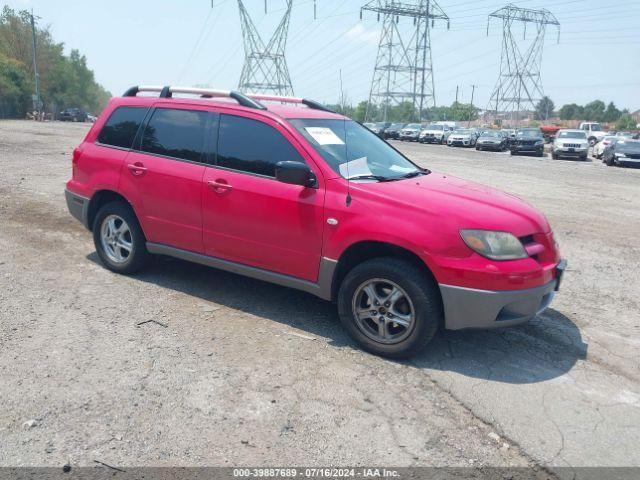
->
122, 85, 267, 110
122, 86, 334, 113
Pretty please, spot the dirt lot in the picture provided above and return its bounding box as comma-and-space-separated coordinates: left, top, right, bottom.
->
0, 120, 639, 472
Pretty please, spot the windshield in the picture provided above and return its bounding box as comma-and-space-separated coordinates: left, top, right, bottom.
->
558, 131, 587, 139
390, 123, 404, 129
585, 124, 602, 132
290, 119, 423, 181
405, 123, 421, 129
517, 129, 542, 138
425, 124, 444, 131
480, 130, 501, 137
617, 141, 640, 153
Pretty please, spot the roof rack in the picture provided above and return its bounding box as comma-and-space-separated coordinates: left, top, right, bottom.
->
122, 86, 335, 113
122, 85, 267, 110
246, 94, 335, 113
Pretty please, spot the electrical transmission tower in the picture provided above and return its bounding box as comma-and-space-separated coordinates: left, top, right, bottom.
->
486, 4, 560, 125
237, 0, 294, 96
361, 1, 449, 122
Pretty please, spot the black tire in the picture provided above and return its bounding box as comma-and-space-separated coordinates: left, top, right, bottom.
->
552, 152, 558, 160
510, 150, 516, 155
93, 201, 150, 274
604, 156, 614, 166
337, 257, 442, 358
580, 155, 587, 161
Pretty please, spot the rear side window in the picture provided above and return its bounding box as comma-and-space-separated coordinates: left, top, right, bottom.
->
217, 114, 304, 177
140, 108, 209, 163
97, 107, 147, 149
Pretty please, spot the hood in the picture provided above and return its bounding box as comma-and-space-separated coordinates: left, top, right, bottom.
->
402, 128, 420, 133
421, 129, 444, 135
450, 134, 472, 139
478, 136, 501, 142
352, 172, 550, 236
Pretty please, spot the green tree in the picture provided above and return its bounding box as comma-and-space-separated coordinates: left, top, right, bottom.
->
0, 6, 111, 117
559, 103, 583, 120
603, 102, 621, 123
353, 101, 373, 123
615, 115, 637, 131
583, 100, 606, 122
0, 53, 31, 117
534, 96, 555, 120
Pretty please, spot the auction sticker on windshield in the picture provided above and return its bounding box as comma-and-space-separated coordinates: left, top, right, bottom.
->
305, 127, 345, 145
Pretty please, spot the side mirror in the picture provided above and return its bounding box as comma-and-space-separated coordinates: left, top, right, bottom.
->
275, 161, 316, 188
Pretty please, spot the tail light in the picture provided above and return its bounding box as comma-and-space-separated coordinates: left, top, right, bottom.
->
72, 147, 83, 178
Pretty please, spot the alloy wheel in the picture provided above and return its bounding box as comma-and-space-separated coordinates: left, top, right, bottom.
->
100, 214, 133, 264
352, 278, 416, 345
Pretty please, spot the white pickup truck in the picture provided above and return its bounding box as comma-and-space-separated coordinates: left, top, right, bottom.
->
579, 122, 607, 145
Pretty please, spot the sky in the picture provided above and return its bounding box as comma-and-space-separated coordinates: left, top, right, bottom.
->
5, 0, 640, 112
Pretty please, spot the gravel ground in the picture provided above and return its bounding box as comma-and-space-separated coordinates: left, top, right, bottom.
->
0, 121, 639, 473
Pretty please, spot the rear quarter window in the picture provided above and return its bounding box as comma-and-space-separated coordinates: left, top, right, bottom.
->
97, 107, 147, 149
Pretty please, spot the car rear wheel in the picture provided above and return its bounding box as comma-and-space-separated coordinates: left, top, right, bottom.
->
93, 201, 150, 274
337, 258, 442, 358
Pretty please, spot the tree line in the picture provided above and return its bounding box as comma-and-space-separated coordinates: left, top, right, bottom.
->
331, 100, 480, 124
0, 6, 111, 119
535, 96, 636, 130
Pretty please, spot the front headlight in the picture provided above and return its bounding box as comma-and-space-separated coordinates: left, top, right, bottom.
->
535, 140, 544, 146
615, 152, 627, 158
460, 229, 528, 261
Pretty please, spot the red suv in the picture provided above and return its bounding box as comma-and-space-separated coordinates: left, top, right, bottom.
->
65, 86, 566, 358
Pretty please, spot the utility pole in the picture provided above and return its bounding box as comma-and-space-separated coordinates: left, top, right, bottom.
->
468, 84, 476, 127
361, 0, 449, 122
486, 5, 560, 127
237, 0, 295, 96
30, 9, 41, 117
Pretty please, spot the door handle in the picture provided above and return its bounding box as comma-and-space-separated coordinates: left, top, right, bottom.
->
127, 163, 147, 176
207, 180, 233, 193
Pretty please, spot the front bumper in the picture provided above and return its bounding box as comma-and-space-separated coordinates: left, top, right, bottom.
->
399, 134, 419, 141
555, 148, 588, 157
439, 260, 565, 330
65, 189, 90, 229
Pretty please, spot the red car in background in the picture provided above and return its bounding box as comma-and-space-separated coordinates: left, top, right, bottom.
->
65, 85, 565, 358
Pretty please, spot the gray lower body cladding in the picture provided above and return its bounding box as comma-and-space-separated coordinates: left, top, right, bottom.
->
65, 189, 90, 229
439, 279, 557, 330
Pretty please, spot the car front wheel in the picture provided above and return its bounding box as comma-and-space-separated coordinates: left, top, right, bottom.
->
93, 201, 150, 274
337, 258, 442, 358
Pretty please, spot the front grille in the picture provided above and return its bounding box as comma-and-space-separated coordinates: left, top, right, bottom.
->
519, 140, 536, 146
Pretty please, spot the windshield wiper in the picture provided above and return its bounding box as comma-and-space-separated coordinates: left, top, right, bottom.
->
399, 170, 426, 179
348, 174, 394, 182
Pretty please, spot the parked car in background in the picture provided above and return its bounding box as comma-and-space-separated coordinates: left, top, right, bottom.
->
552, 130, 589, 161
593, 135, 618, 159
87, 114, 98, 123
59, 108, 89, 122
419, 124, 448, 144
603, 139, 640, 167
615, 131, 637, 140
369, 122, 392, 138
363, 122, 376, 131
511, 128, 545, 157
579, 122, 606, 146
398, 123, 422, 141
476, 130, 507, 151
447, 129, 477, 147
383, 123, 406, 140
